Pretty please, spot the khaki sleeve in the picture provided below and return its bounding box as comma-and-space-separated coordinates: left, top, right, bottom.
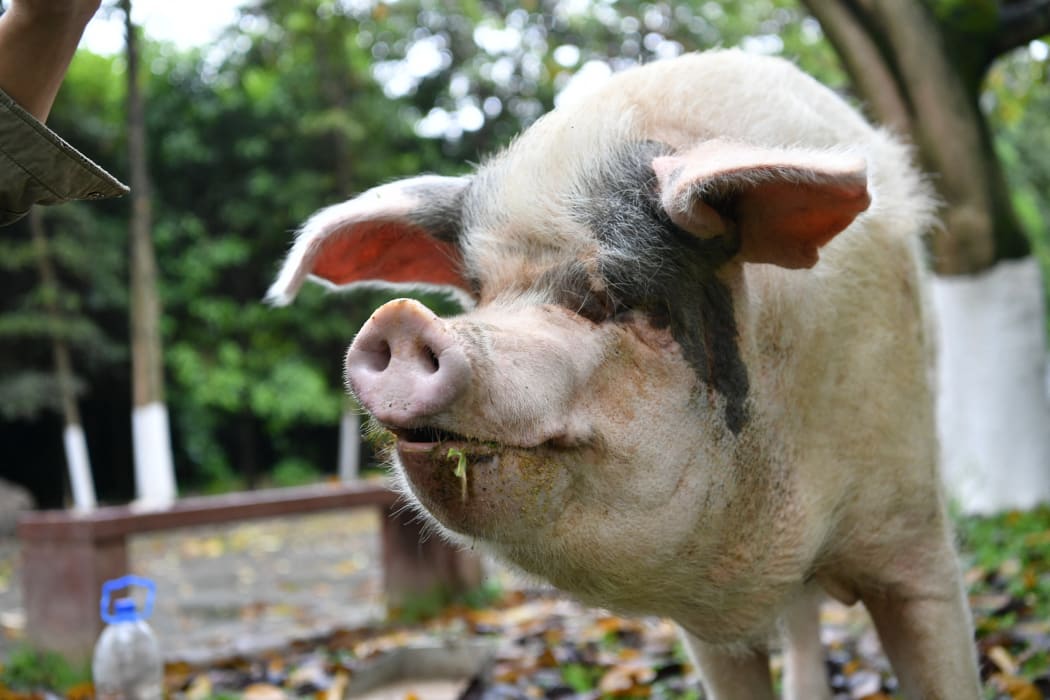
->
0, 89, 129, 226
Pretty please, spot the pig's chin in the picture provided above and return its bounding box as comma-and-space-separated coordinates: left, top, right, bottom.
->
392, 431, 569, 541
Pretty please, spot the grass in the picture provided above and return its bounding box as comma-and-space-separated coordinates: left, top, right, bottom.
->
388, 579, 504, 625
0, 644, 91, 694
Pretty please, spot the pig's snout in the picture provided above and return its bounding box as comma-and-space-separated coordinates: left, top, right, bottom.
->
345, 298, 470, 427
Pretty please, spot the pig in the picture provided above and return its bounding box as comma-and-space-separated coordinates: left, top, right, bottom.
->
268, 50, 980, 699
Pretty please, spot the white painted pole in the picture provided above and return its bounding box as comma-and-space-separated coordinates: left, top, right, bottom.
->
932, 256, 1050, 514
63, 423, 97, 511
338, 410, 361, 482
132, 402, 177, 509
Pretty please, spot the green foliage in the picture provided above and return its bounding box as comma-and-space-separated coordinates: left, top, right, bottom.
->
353, 0, 846, 164
926, 0, 998, 34
0, 206, 125, 422
458, 579, 504, 610
561, 662, 603, 693
268, 458, 323, 488
388, 585, 458, 624
0, 644, 92, 693
389, 579, 504, 624
0, 371, 83, 420
3, 0, 1048, 498
194, 461, 247, 496
984, 45, 1050, 335
957, 504, 1050, 616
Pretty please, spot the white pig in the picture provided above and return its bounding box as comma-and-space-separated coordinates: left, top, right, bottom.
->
268, 50, 980, 699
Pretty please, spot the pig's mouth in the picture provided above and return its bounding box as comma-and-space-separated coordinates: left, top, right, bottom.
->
388, 423, 574, 454
385, 421, 573, 540
373, 421, 579, 541
387, 425, 503, 475
394, 425, 478, 448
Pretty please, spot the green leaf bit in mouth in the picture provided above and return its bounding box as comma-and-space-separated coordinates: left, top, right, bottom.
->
447, 447, 468, 502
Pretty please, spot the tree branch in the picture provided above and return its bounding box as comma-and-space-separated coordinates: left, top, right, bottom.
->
993, 0, 1050, 58
866, 0, 1000, 272
801, 0, 914, 134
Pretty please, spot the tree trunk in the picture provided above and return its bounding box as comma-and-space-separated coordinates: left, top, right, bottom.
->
338, 410, 361, 481
29, 208, 97, 511
803, 0, 1028, 274
932, 257, 1050, 513
124, 0, 176, 507
801, 0, 1050, 513
317, 13, 364, 480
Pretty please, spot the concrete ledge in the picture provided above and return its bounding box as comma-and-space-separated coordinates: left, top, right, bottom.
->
348, 637, 497, 697
18, 481, 400, 541
17, 481, 481, 660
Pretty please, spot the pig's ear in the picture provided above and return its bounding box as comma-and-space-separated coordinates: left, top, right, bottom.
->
266, 175, 472, 306
652, 140, 870, 269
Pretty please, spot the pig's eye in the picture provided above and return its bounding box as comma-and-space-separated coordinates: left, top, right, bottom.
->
573, 290, 616, 324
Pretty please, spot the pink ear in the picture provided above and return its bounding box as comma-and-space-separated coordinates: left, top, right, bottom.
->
653, 140, 871, 269
267, 176, 472, 306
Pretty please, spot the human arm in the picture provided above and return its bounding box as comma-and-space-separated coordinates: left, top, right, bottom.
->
0, 0, 127, 225
0, 0, 102, 123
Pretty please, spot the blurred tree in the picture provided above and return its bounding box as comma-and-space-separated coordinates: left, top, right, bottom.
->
364, 0, 846, 162
136, 0, 466, 490
0, 198, 125, 505
800, 0, 1045, 272
3, 0, 1048, 506
0, 42, 133, 505
27, 208, 97, 510
122, 0, 176, 505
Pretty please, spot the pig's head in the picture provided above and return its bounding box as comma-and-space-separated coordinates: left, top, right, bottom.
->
268, 55, 871, 615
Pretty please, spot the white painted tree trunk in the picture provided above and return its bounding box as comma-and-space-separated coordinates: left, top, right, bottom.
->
338, 410, 361, 482
932, 256, 1050, 514
63, 423, 96, 511
131, 402, 177, 508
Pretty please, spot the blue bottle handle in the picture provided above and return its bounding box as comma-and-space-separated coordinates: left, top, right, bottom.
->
100, 575, 156, 623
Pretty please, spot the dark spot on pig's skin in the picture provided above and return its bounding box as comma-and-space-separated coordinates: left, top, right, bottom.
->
403, 177, 471, 244
573, 141, 751, 434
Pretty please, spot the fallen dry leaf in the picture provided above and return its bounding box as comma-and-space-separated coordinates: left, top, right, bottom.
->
991, 673, 1043, 700
183, 673, 213, 700
598, 661, 657, 695
242, 682, 288, 700
988, 645, 1019, 675
63, 682, 95, 700
324, 670, 348, 700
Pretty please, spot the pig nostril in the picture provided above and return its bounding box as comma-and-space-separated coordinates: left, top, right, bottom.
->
361, 340, 391, 372
378, 341, 392, 371
423, 345, 439, 373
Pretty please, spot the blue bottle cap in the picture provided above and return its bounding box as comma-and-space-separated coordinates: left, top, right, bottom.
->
111, 597, 141, 623
100, 575, 156, 624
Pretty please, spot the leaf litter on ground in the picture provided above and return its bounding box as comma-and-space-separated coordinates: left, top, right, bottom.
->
2, 507, 1048, 700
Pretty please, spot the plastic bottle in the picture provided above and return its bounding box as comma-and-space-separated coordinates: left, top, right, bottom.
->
92, 575, 163, 700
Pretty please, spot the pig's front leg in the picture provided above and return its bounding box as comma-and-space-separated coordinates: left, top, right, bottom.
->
863, 582, 981, 699
681, 634, 775, 700
778, 586, 832, 700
